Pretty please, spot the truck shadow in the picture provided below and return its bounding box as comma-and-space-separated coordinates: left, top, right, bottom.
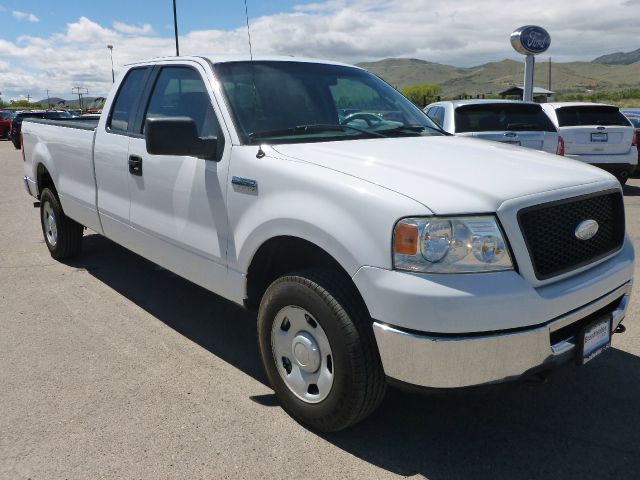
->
68, 233, 640, 479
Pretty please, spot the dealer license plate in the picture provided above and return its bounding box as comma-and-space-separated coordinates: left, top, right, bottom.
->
591, 132, 608, 143
579, 317, 611, 365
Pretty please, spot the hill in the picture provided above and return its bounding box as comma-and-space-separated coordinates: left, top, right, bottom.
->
593, 48, 640, 65
357, 58, 640, 97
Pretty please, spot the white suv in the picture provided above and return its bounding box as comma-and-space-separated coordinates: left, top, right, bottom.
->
425, 100, 561, 155
541, 102, 637, 184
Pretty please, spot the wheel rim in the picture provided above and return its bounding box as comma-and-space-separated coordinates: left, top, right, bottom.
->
271, 306, 334, 404
42, 201, 58, 247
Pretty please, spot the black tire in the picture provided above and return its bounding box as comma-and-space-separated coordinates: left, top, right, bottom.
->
39, 188, 83, 259
258, 268, 386, 432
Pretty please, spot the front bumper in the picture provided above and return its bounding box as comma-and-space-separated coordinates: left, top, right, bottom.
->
373, 282, 631, 388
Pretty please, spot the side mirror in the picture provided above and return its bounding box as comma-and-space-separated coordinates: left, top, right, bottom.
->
145, 117, 219, 160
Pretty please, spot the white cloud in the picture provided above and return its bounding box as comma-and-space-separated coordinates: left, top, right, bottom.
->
12, 10, 39, 22
0, 1, 639, 100
113, 21, 154, 35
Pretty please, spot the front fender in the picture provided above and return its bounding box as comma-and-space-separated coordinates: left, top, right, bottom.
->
227, 146, 429, 276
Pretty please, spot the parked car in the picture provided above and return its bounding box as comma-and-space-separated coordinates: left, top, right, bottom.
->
622, 111, 640, 176
541, 103, 637, 184
424, 100, 562, 155
10, 110, 73, 149
21, 56, 633, 431
0, 110, 15, 139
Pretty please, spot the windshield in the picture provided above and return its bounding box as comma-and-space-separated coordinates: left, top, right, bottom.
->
556, 106, 630, 127
455, 103, 556, 133
214, 61, 443, 144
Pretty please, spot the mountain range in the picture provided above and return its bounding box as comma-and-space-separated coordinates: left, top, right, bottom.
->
30, 48, 640, 105
357, 56, 640, 97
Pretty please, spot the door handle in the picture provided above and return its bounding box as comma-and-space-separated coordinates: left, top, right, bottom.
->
128, 155, 143, 176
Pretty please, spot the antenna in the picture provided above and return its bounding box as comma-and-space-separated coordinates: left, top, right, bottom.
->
173, 0, 180, 56
243, 0, 253, 60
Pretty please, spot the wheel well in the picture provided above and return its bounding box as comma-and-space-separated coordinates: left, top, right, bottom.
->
36, 164, 55, 198
246, 236, 356, 310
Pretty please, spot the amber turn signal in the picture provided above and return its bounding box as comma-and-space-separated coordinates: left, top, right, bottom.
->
394, 223, 419, 255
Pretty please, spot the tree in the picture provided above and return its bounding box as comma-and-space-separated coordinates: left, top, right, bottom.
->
9, 99, 35, 108
401, 84, 442, 108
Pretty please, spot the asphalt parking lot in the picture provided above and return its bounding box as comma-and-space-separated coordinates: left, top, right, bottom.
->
1, 139, 639, 480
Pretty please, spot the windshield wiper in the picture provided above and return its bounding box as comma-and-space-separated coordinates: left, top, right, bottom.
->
376, 124, 450, 135
248, 123, 387, 141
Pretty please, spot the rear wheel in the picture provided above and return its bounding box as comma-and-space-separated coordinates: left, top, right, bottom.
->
258, 269, 386, 432
40, 188, 83, 259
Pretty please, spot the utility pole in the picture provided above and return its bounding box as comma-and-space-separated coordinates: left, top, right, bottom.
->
26, 94, 31, 103
548, 57, 552, 92
72, 87, 88, 111
173, 0, 180, 56
46, 89, 51, 109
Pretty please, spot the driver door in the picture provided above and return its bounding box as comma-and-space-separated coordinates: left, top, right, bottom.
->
126, 63, 232, 294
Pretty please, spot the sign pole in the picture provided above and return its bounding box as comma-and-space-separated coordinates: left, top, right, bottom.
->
510, 25, 550, 102
523, 55, 535, 101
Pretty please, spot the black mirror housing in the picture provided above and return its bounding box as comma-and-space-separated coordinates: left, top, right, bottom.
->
145, 117, 219, 160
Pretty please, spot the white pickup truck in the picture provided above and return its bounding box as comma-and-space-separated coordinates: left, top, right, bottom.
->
22, 55, 634, 432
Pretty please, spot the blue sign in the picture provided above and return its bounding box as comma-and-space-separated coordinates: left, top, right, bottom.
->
511, 25, 551, 56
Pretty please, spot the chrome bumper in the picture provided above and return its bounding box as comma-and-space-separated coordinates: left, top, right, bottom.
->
373, 282, 631, 389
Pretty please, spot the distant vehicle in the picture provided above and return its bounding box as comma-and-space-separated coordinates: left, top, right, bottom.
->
424, 100, 562, 155
10, 110, 74, 149
622, 111, 640, 177
541, 103, 637, 184
0, 111, 15, 139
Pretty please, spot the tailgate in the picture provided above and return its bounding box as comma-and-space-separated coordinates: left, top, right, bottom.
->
560, 126, 633, 155
472, 131, 557, 152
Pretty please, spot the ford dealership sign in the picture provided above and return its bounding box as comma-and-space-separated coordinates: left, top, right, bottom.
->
510, 25, 551, 55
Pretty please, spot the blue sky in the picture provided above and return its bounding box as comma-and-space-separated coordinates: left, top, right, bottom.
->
0, 0, 638, 100
0, 1, 316, 38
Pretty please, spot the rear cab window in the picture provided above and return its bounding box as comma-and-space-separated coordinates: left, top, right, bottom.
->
455, 103, 556, 133
108, 67, 149, 133
556, 106, 631, 127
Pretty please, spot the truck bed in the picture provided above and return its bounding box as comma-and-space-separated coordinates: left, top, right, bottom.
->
24, 116, 100, 131
22, 117, 101, 234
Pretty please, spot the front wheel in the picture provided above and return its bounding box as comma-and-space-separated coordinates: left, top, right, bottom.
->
40, 188, 84, 259
257, 269, 386, 432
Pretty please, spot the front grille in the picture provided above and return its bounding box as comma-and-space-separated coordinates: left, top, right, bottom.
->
518, 190, 625, 280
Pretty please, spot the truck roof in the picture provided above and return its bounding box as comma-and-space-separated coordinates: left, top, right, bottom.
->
432, 99, 542, 108
542, 102, 618, 109
126, 54, 359, 69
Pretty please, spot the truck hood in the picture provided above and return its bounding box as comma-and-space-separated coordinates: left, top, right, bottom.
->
271, 136, 614, 214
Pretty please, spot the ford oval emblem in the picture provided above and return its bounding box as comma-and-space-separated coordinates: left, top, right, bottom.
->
575, 219, 599, 241
510, 25, 551, 55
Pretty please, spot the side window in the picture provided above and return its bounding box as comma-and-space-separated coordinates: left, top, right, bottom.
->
432, 107, 445, 127
142, 66, 220, 138
108, 68, 148, 133
425, 107, 436, 122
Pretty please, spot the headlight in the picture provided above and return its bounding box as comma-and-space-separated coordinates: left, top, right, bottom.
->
393, 216, 513, 273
